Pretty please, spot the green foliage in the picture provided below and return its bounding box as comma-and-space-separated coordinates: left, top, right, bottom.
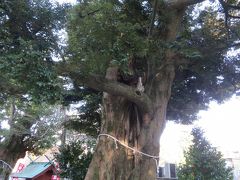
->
0, 1, 240, 172
177, 128, 233, 180
167, 5, 240, 123
1, 0, 237, 131
0, 97, 65, 154
0, 1, 71, 169
67, 0, 150, 75
55, 138, 96, 180
65, 0, 240, 126
0, 0, 69, 103
63, 88, 101, 137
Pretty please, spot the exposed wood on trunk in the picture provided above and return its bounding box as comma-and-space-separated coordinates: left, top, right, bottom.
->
85, 64, 175, 179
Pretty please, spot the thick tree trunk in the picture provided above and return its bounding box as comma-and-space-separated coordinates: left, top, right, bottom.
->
0, 135, 27, 166
85, 64, 175, 180
0, 98, 27, 169
0, 134, 27, 180
83, 5, 186, 180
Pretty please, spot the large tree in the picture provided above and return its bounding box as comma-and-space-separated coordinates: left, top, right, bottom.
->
58, 0, 240, 179
0, 0, 68, 169
1, 0, 240, 179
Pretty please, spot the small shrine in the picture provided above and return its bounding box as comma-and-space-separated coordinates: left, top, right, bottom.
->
10, 154, 60, 180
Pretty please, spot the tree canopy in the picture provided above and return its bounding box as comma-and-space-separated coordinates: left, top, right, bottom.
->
0, 0, 68, 103
63, 0, 240, 124
61, 1, 240, 179
1, 0, 239, 138
0, 0, 69, 170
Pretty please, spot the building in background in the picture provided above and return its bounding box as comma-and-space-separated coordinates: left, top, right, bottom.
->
224, 151, 240, 180
11, 162, 59, 180
10, 148, 60, 180
157, 163, 177, 180
160, 122, 240, 180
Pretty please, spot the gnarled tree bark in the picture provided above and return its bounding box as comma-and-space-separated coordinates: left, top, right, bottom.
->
84, 64, 175, 180
58, 0, 204, 179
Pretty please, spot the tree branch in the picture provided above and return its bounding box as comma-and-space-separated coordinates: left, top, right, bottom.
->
73, 73, 153, 114
163, 0, 206, 9
148, 0, 158, 37
57, 64, 153, 114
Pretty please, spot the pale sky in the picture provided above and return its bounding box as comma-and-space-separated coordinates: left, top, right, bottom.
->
161, 95, 240, 163
196, 96, 240, 151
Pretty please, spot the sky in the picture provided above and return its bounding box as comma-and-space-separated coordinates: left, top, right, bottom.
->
160, 95, 240, 163
195, 95, 240, 151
